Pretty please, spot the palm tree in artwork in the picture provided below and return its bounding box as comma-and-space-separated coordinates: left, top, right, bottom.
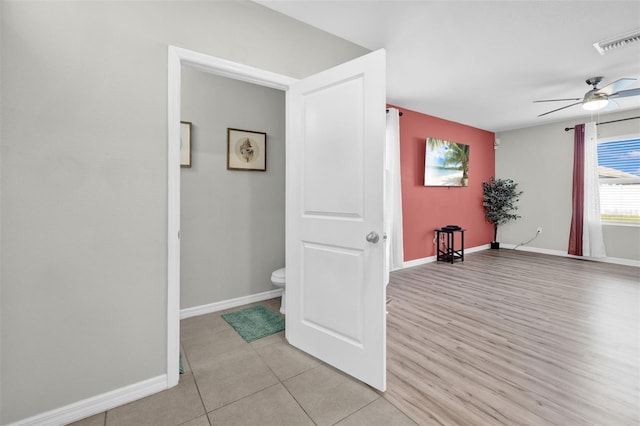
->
444, 142, 470, 179
427, 138, 470, 183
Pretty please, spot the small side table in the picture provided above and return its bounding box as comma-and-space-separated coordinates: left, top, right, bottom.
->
436, 228, 465, 264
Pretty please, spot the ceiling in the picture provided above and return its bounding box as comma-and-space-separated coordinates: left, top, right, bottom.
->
256, 0, 640, 132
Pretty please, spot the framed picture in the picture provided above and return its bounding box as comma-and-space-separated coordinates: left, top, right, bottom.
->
180, 121, 192, 168
227, 128, 267, 171
424, 137, 470, 187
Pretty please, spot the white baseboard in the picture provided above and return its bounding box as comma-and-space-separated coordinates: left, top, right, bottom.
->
465, 244, 492, 255
590, 256, 640, 267
401, 255, 436, 269
510, 244, 640, 267
401, 243, 639, 268
12, 247, 633, 425
180, 289, 284, 320
500, 243, 561, 255
7, 375, 167, 426
8, 290, 284, 425
400, 243, 491, 269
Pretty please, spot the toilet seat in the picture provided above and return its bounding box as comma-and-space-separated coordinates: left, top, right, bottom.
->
271, 267, 286, 286
270, 267, 286, 314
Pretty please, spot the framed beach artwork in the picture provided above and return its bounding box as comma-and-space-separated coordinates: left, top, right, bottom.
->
180, 121, 192, 168
424, 137, 470, 187
227, 128, 267, 171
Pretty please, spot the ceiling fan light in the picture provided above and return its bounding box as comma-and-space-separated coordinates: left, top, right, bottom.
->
582, 98, 609, 111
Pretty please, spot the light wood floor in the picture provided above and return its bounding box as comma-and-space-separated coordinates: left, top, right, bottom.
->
384, 250, 639, 425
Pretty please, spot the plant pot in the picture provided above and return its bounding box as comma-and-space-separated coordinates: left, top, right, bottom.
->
490, 241, 500, 249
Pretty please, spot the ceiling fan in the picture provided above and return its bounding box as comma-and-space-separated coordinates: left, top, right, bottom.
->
534, 76, 640, 117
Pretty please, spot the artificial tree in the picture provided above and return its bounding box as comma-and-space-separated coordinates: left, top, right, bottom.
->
482, 177, 523, 249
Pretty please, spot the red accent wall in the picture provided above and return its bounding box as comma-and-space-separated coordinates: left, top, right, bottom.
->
391, 105, 496, 261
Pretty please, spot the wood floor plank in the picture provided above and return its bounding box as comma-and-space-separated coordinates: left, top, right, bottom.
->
384, 250, 639, 425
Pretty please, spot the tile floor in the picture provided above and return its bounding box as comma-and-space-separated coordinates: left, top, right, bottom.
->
69, 298, 416, 426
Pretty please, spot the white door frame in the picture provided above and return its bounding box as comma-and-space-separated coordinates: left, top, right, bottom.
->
166, 46, 295, 387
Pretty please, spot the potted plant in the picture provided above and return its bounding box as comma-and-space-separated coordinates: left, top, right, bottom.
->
482, 177, 522, 249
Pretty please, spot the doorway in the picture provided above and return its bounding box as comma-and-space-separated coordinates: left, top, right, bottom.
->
179, 67, 286, 311
167, 46, 295, 388
168, 46, 388, 392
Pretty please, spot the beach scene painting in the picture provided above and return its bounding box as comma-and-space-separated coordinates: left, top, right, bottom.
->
424, 137, 470, 187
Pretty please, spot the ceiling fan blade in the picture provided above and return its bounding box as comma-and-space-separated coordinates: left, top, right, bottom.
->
596, 78, 636, 95
537, 101, 583, 117
533, 98, 582, 103
602, 100, 619, 112
608, 88, 640, 98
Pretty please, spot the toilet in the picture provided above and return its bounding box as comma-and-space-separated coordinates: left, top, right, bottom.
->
270, 267, 286, 314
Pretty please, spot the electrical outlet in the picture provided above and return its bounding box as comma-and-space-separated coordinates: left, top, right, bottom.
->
536, 226, 542, 234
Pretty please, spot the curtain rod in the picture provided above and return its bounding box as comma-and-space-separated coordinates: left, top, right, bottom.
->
564, 115, 640, 131
386, 109, 403, 116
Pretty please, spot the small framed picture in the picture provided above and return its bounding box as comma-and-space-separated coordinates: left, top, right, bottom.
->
227, 128, 267, 171
180, 121, 192, 168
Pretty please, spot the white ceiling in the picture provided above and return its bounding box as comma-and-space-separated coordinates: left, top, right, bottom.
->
257, 0, 640, 132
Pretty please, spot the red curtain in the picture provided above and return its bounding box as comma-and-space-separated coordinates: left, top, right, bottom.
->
568, 124, 584, 256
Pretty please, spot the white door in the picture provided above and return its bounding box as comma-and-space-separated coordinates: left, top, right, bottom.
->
286, 49, 387, 391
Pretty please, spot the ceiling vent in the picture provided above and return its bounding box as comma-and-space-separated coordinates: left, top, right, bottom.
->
593, 28, 640, 55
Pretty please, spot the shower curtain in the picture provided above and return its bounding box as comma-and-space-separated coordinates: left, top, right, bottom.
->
385, 108, 404, 281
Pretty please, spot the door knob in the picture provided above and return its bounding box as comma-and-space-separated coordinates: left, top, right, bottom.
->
366, 231, 380, 243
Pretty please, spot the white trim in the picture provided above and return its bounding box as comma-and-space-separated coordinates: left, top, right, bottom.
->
6, 375, 167, 426
400, 244, 491, 269
174, 46, 295, 90
575, 255, 640, 267
500, 243, 563, 256
462, 244, 491, 255
602, 221, 640, 227
166, 45, 296, 394
166, 45, 181, 391
507, 244, 640, 267
180, 289, 284, 319
401, 243, 639, 269
597, 132, 640, 143
401, 255, 436, 269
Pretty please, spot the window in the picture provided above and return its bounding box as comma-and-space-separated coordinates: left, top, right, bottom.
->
597, 136, 640, 224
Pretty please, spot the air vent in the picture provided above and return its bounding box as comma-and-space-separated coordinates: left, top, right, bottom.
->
593, 28, 640, 55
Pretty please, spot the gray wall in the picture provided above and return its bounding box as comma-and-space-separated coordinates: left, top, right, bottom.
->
180, 68, 285, 309
0, 1, 3, 415
496, 108, 640, 261
0, 1, 368, 423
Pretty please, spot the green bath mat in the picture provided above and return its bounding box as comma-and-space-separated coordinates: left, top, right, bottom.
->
222, 305, 285, 343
